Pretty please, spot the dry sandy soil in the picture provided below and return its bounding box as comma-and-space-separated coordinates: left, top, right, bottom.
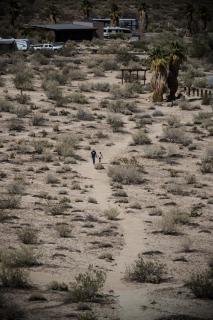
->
0, 42, 213, 320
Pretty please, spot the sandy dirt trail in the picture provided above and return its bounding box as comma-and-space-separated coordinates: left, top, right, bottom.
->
76, 128, 156, 320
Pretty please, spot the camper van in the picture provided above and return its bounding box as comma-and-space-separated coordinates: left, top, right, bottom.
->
104, 27, 131, 38
15, 39, 30, 51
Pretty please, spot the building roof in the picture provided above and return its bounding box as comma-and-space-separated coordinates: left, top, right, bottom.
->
31, 23, 96, 31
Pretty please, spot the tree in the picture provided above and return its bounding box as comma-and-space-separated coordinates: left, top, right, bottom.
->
9, 0, 21, 27
81, 0, 92, 20
47, 2, 59, 24
167, 42, 186, 101
137, 1, 148, 39
110, 3, 119, 27
149, 48, 168, 102
198, 5, 211, 32
185, 3, 194, 35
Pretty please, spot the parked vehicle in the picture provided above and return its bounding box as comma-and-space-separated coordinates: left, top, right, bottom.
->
15, 39, 31, 51
104, 27, 131, 38
30, 42, 64, 51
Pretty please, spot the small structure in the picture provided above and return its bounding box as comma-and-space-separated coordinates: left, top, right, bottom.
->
31, 23, 97, 42
184, 86, 213, 98
121, 67, 148, 85
92, 18, 138, 31
0, 39, 17, 53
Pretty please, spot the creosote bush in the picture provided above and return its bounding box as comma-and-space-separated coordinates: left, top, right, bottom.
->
132, 130, 151, 145
56, 134, 78, 157
0, 195, 21, 209
67, 265, 106, 302
126, 254, 165, 283
187, 268, 213, 299
18, 227, 38, 244
162, 127, 192, 146
0, 264, 30, 288
200, 147, 213, 174
107, 114, 124, 132
104, 207, 120, 220
0, 246, 39, 268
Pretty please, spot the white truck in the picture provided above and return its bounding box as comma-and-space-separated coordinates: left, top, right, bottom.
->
30, 42, 64, 51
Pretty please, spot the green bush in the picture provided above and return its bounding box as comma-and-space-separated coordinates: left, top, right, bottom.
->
107, 115, 124, 132
67, 265, 106, 302
108, 165, 144, 185
132, 130, 151, 145
0, 246, 39, 268
0, 265, 30, 288
56, 134, 78, 157
0, 195, 21, 209
126, 254, 165, 283
69, 93, 88, 104
187, 270, 213, 299
104, 208, 120, 220
18, 227, 38, 245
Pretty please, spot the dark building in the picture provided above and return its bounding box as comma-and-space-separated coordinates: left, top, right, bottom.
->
31, 23, 96, 42
0, 39, 17, 53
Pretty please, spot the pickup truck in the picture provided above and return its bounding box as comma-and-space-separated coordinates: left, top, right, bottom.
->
30, 43, 64, 51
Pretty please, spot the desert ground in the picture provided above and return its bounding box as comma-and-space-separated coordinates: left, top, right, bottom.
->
0, 39, 213, 320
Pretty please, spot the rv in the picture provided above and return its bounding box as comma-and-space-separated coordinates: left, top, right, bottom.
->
104, 27, 131, 38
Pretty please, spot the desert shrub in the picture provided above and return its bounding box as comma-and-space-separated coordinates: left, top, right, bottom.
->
0, 211, 10, 223
0, 265, 30, 288
167, 115, 181, 127
67, 265, 106, 302
69, 92, 88, 104
0, 246, 39, 268
107, 114, 124, 132
14, 70, 33, 92
202, 95, 212, 106
132, 130, 151, 145
8, 118, 25, 131
108, 165, 143, 185
160, 214, 179, 235
56, 224, 72, 237
33, 140, 50, 154
187, 269, 213, 299
16, 93, 31, 104
200, 147, 213, 173
69, 69, 86, 80
46, 173, 59, 184
144, 145, 165, 159
76, 109, 94, 121
7, 181, 25, 194
56, 134, 78, 157
162, 127, 192, 146
104, 208, 120, 220
48, 201, 67, 215
92, 67, 105, 77
95, 163, 104, 170
15, 105, 31, 118
126, 254, 165, 283
78, 312, 98, 320
79, 83, 91, 92
43, 79, 63, 101
0, 99, 14, 112
48, 280, 68, 291
110, 84, 137, 99
44, 70, 67, 85
185, 174, 196, 184
101, 58, 118, 71
160, 208, 190, 235
194, 112, 212, 125
31, 52, 48, 65
32, 113, 45, 126
90, 82, 110, 92
0, 195, 21, 209
108, 100, 137, 114
0, 76, 4, 87
18, 227, 38, 244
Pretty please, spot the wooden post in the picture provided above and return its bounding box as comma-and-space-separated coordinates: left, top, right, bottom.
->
122, 70, 124, 84
144, 70, 146, 85
209, 90, 212, 96
204, 89, 208, 97
197, 88, 199, 96
137, 70, 139, 82
188, 87, 191, 96
201, 89, 203, 97
192, 87, 195, 96
129, 70, 132, 82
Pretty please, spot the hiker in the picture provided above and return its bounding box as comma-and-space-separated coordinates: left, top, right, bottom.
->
91, 149, 97, 165
98, 152, 103, 163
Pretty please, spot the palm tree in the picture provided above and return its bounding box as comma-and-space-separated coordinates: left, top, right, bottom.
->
110, 3, 119, 27
81, 0, 92, 20
167, 42, 186, 101
198, 5, 210, 32
185, 3, 194, 35
137, 1, 148, 39
149, 48, 168, 102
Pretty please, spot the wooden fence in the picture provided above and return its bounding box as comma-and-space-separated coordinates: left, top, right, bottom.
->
184, 86, 213, 98
121, 68, 148, 85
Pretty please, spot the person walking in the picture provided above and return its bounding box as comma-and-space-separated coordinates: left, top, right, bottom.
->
98, 152, 103, 163
91, 149, 97, 165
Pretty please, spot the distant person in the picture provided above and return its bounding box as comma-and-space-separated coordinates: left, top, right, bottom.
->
91, 149, 97, 165
98, 152, 103, 163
